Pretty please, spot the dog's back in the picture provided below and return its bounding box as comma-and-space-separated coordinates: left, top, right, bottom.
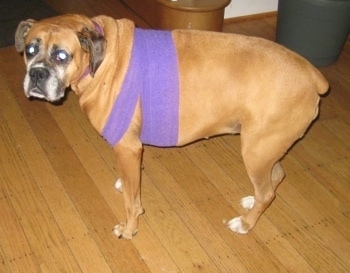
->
172, 29, 328, 145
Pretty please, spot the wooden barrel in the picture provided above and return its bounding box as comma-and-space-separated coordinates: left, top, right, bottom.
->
156, 0, 231, 31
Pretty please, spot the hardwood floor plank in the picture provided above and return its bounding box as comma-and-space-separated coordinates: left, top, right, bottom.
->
289, 131, 350, 204
266, 200, 349, 272
0, 97, 82, 273
223, 18, 275, 40
0, 78, 115, 273
141, 172, 220, 273
283, 156, 350, 240
321, 117, 350, 149
0, 152, 41, 273
193, 133, 350, 272
274, 164, 349, 264
304, 123, 349, 165
0, 76, 83, 273
183, 141, 318, 273
0, 245, 13, 273
143, 147, 286, 272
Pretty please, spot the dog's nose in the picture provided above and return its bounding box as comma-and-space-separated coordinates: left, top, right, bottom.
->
29, 67, 50, 83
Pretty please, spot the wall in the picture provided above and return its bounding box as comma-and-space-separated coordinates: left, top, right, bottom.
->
224, 0, 278, 18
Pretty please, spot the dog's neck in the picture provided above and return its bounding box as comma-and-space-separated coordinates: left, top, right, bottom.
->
79, 21, 103, 80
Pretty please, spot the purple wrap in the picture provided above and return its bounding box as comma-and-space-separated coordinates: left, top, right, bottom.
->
102, 28, 179, 147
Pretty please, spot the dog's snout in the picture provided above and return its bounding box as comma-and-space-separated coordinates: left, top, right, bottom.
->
29, 67, 50, 84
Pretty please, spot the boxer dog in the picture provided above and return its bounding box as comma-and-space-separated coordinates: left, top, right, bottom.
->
15, 14, 328, 239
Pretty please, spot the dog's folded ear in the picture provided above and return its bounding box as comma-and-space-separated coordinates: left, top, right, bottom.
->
78, 27, 107, 78
15, 19, 36, 53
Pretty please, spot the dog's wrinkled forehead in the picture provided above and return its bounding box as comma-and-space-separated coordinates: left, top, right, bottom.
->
25, 15, 92, 46
24, 23, 80, 63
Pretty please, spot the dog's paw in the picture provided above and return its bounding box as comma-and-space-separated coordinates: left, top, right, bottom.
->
240, 196, 255, 210
226, 216, 248, 234
114, 178, 123, 193
113, 222, 137, 239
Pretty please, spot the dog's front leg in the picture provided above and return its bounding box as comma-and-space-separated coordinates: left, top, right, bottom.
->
112, 140, 144, 239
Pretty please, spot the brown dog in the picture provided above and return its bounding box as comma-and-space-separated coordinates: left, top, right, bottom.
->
15, 14, 328, 239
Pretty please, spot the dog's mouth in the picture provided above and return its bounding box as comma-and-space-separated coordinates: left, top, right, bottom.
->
26, 86, 64, 102
26, 86, 46, 99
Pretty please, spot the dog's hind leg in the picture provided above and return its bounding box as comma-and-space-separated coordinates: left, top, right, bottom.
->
112, 139, 145, 239
227, 132, 288, 234
239, 162, 284, 209
227, 95, 321, 234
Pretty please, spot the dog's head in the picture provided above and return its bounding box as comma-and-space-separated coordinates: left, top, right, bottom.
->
15, 14, 106, 102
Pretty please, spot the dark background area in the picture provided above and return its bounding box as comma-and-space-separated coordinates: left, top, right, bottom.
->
0, 0, 58, 47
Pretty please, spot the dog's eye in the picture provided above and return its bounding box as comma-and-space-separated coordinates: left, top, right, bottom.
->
25, 44, 39, 57
53, 50, 69, 63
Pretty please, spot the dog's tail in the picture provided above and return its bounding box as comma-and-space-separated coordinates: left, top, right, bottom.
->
313, 69, 329, 95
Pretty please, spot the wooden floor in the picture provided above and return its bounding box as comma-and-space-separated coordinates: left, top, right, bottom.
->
0, 2, 349, 273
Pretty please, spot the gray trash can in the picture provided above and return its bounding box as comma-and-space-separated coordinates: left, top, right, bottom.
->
276, 0, 350, 67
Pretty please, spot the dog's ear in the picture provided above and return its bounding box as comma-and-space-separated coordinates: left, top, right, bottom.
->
15, 19, 36, 52
77, 27, 107, 77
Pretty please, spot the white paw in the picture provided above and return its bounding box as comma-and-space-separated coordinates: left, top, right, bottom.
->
113, 223, 137, 239
226, 216, 248, 234
114, 178, 123, 193
113, 224, 123, 238
240, 196, 255, 210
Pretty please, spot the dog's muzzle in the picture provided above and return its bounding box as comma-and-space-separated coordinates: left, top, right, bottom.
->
30, 67, 50, 84
25, 66, 64, 102
27, 67, 50, 98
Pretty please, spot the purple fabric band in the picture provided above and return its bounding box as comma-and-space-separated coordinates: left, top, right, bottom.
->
102, 28, 179, 147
